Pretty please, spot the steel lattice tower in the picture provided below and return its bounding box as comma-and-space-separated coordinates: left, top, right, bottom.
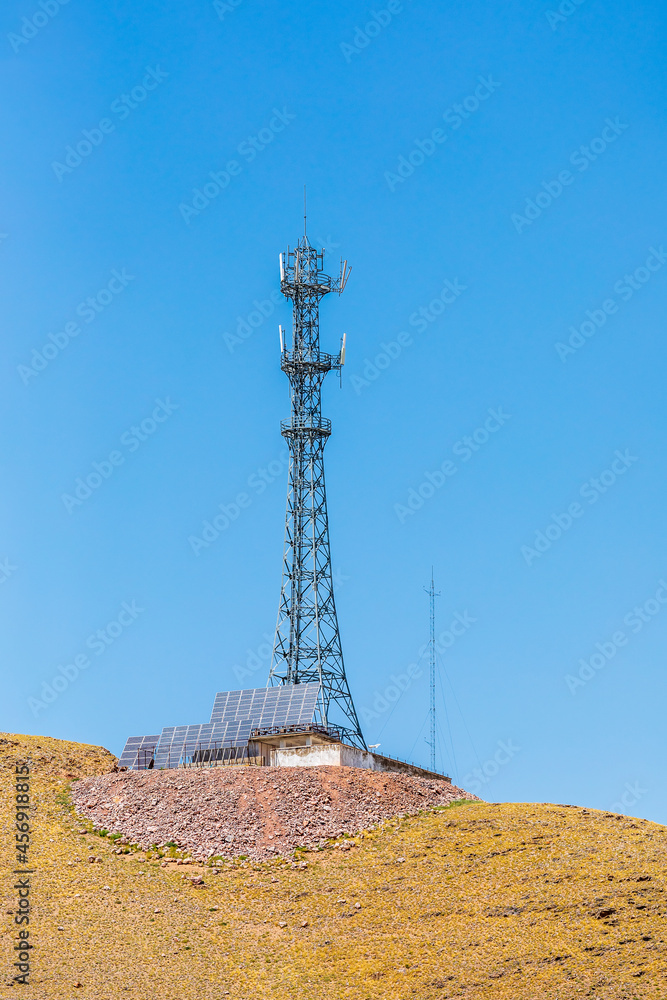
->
268, 225, 365, 751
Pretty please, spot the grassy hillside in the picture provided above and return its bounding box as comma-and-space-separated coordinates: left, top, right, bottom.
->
1, 733, 665, 999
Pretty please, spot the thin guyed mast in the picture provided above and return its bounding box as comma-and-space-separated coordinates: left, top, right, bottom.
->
425, 569, 440, 771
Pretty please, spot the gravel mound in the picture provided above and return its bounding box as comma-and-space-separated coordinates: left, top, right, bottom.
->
71, 766, 474, 861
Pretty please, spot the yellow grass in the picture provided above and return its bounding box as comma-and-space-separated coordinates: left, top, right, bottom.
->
1, 732, 665, 999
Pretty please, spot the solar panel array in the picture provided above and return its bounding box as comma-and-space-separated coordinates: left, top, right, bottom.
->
152, 721, 253, 769
122, 684, 321, 769
209, 682, 320, 730
118, 734, 160, 769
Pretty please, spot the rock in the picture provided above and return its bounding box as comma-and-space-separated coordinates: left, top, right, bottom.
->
70, 766, 473, 863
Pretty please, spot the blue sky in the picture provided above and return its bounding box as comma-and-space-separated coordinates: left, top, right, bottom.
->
2, 0, 666, 823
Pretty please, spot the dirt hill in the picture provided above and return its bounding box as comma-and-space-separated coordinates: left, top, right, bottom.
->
1, 732, 665, 999
71, 764, 475, 861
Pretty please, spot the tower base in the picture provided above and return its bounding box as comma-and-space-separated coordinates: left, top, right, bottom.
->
262, 734, 449, 780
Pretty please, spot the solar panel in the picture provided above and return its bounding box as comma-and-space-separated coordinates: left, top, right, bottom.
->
118, 735, 160, 770
153, 726, 189, 769
209, 683, 320, 730
235, 719, 255, 743
151, 719, 259, 768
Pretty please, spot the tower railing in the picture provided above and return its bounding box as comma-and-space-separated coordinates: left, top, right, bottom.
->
280, 416, 331, 438
250, 722, 342, 741
280, 348, 341, 374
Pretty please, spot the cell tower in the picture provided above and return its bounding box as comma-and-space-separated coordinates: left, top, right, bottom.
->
268, 219, 365, 751
425, 569, 440, 772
